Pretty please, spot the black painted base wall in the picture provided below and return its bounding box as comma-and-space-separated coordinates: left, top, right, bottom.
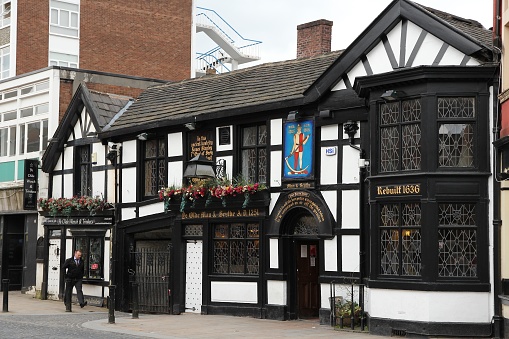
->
204, 304, 262, 318
369, 315, 492, 337
504, 316, 509, 339
265, 304, 287, 320
319, 308, 331, 325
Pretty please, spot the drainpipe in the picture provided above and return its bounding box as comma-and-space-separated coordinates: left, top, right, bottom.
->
493, 0, 503, 337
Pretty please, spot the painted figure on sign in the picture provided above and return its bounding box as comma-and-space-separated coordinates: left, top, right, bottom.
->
283, 120, 313, 179
291, 124, 310, 171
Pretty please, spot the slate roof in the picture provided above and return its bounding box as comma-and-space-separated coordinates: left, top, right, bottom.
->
102, 51, 342, 136
419, 4, 493, 50
88, 90, 133, 129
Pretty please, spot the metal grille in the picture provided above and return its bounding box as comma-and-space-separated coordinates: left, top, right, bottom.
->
380, 102, 400, 173
380, 102, 399, 125
401, 123, 421, 170
438, 204, 477, 277
184, 224, 203, 237
131, 241, 171, 313
438, 97, 475, 118
438, 124, 474, 167
380, 203, 421, 276
293, 215, 318, 235
213, 223, 259, 275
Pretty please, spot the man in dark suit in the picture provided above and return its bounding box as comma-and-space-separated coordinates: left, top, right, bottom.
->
63, 249, 87, 311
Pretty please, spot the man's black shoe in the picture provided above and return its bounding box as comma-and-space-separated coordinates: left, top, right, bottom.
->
80, 301, 87, 308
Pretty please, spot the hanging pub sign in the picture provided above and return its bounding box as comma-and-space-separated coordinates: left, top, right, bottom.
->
23, 159, 38, 210
283, 119, 314, 181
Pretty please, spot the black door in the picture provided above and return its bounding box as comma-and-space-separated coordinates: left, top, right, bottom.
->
295, 241, 319, 318
2, 215, 24, 290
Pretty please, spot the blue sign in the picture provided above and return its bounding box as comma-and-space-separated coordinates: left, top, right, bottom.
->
283, 120, 313, 179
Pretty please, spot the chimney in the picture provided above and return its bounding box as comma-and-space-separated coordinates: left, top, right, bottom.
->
297, 19, 333, 58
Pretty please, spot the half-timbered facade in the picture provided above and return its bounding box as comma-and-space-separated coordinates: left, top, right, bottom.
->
41, 0, 499, 336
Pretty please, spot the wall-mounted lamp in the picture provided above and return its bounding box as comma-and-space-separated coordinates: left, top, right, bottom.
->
381, 90, 406, 102
137, 132, 155, 141
183, 155, 226, 179
184, 122, 196, 130
287, 110, 300, 121
106, 143, 120, 164
319, 110, 332, 119
343, 120, 359, 144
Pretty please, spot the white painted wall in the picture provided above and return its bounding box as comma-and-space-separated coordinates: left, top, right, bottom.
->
320, 147, 337, 185
122, 140, 136, 163
267, 280, 286, 305
168, 132, 183, 156
269, 238, 279, 269
346, 61, 367, 88
121, 167, 136, 202
341, 190, 359, 229
321, 190, 337, 221
324, 236, 337, 272
121, 207, 136, 221
168, 161, 183, 187
91, 170, 105, 197
63, 173, 73, 197
368, 289, 491, 322
210, 281, 257, 303
270, 118, 282, 145
270, 150, 282, 187
139, 201, 164, 217
342, 235, 360, 272
269, 192, 280, 214
342, 145, 359, 183
52, 174, 62, 198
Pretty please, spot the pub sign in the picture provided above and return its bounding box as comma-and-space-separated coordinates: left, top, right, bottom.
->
283, 119, 314, 180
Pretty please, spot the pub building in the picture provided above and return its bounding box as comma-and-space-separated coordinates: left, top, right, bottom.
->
39, 0, 501, 336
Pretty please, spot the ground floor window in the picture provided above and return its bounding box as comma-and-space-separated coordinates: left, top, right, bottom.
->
213, 222, 259, 275
74, 236, 103, 279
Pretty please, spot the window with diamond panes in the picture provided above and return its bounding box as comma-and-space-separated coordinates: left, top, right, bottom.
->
241, 125, 267, 184
143, 138, 166, 197
213, 223, 259, 275
438, 203, 477, 278
438, 97, 475, 168
379, 99, 421, 173
74, 145, 92, 196
380, 203, 421, 276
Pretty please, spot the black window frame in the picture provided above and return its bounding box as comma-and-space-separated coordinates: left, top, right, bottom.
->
239, 124, 268, 184
140, 136, 167, 199
74, 144, 92, 196
73, 234, 104, 280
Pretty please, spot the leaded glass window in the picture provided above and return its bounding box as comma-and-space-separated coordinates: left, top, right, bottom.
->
438, 97, 475, 168
74, 236, 103, 279
143, 138, 166, 197
241, 124, 267, 184
75, 145, 91, 196
293, 215, 318, 236
213, 223, 259, 275
380, 203, 421, 276
438, 203, 477, 278
380, 99, 421, 173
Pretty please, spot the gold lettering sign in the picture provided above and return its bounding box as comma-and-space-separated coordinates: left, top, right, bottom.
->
181, 208, 261, 220
190, 132, 214, 160
274, 191, 325, 223
376, 184, 421, 196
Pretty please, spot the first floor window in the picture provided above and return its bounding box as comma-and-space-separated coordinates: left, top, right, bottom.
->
0, 125, 15, 156
19, 120, 48, 154
75, 145, 92, 196
241, 124, 267, 184
74, 236, 103, 279
0, 45, 9, 79
213, 222, 259, 275
143, 138, 166, 197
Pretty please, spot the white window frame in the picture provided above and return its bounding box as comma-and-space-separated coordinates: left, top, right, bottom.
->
0, 1, 11, 29
50, 0, 79, 38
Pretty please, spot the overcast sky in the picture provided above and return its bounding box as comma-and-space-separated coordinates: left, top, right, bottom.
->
195, 0, 493, 66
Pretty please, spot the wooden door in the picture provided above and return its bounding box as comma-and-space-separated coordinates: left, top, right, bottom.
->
296, 241, 319, 318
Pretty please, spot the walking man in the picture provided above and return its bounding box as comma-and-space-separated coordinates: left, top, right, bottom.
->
63, 250, 87, 311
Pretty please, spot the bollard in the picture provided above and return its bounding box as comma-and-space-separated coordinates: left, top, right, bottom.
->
132, 282, 139, 319
108, 285, 116, 324
2, 279, 9, 312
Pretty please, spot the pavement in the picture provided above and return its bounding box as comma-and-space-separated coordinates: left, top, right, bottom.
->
0, 291, 381, 338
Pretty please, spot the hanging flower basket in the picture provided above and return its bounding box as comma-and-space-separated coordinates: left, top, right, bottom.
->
38, 196, 114, 217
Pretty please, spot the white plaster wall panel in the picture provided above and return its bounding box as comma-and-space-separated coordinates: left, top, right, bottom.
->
106, 168, 116, 203
270, 118, 283, 145
320, 147, 337, 185
321, 190, 337, 221
66, 239, 73, 257
210, 281, 257, 303
0, 100, 19, 112
366, 41, 394, 75
216, 126, 233, 152
324, 236, 338, 272
342, 145, 360, 183
270, 150, 282, 187
52, 174, 62, 198
404, 21, 424, 65
122, 207, 136, 221
168, 161, 183, 187
368, 289, 490, 322
467, 58, 481, 66
331, 79, 346, 91
73, 118, 83, 140
49, 35, 80, 56
267, 280, 286, 305
103, 239, 110, 281
346, 61, 367, 89
121, 167, 136, 203
321, 124, 338, 141
342, 121, 360, 139
322, 283, 360, 309
412, 32, 444, 67
385, 21, 402, 66
168, 132, 183, 157
269, 238, 279, 269
91, 171, 105, 197
218, 155, 232, 179
63, 173, 73, 197
438, 46, 466, 66
342, 235, 360, 272
63, 147, 73, 170
82, 284, 102, 297
341, 190, 360, 229
54, 153, 63, 172
139, 202, 164, 217
92, 143, 106, 167
122, 140, 137, 163
269, 192, 280, 214
19, 92, 47, 107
